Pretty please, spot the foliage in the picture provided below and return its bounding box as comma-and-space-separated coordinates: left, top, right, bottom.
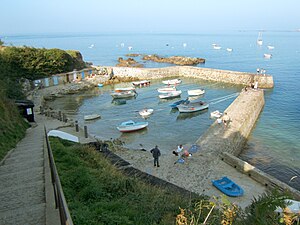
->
0, 39, 3, 46
51, 138, 198, 225
0, 86, 29, 160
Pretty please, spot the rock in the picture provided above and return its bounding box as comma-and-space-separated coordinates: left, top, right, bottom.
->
142, 54, 205, 65
116, 57, 144, 68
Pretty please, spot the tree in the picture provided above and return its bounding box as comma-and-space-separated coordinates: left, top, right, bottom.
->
0, 39, 3, 46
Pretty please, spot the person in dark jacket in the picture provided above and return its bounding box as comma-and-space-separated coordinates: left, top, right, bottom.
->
150, 145, 161, 167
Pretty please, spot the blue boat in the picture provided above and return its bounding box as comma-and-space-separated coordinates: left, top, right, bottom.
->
212, 176, 244, 197
169, 98, 189, 108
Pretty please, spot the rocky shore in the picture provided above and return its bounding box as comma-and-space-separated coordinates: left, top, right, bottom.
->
142, 54, 205, 65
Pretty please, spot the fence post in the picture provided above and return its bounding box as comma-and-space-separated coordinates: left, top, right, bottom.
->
62, 113, 67, 123
75, 121, 79, 132
84, 126, 88, 138
58, 111, 62, 121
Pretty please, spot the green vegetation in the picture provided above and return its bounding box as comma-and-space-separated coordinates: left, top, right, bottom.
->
0, 88, 29, 161
51, 138, 297, 225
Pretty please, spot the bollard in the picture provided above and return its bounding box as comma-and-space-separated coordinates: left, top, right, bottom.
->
58, 111, 62, 121
75, 121, 79, 132
62, 113, 67, 123
84, 126, 88, 138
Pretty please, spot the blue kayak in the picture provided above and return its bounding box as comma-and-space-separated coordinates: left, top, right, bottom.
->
212, 176, 244, 197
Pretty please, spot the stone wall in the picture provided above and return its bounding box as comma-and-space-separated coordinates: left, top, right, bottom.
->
105, 66, 274, 88
196, 89, 265, 156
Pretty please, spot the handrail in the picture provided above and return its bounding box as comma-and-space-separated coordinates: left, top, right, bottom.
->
44, 126, 74, 225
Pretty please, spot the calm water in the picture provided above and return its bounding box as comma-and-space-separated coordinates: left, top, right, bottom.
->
4, 31, 300, 190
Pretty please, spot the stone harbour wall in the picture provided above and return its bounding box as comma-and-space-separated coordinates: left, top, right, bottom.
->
105, 66, 274, 88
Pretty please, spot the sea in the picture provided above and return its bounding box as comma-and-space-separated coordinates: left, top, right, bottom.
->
3, 31, 300, 190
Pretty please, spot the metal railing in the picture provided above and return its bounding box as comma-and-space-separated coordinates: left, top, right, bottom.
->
44, 126, 74, 225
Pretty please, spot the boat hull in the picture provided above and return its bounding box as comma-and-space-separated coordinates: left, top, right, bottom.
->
117, 121, 149, 132
162, 79, 182, 85
159, 90, 182, 99
177, 102, 209, 113
212, 176, 244, 197
187, 89, 205, 96
84, 114, 101, 120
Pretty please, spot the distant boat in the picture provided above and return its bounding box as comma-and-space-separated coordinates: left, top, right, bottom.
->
162, 79, 182, 85
177, 101, 209, 113
226, 48, 233, 52
117, 120, 148, 132
110, 90, 137, 99
84, 114, 101, 121
264, 53, 272, 59
212, 176, 244, 197
139, 108, 154, 117
183, 43, 187, 48
128, 46, 133, 50
187, 89, 205, 96
159, 90, 182, 99
213, 45, 222, 50
267, 45, 275, 50
97, 83, 103, 87
257, 32, 263, 46
88, 44, 94, 49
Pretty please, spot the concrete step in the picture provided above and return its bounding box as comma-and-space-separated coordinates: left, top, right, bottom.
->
4, 152, 44, 165
0, 180, 45, 213
0, 203, 45, 225
9, 147, 44, 158
0, 167, 43, 190
0, 159, 43, 176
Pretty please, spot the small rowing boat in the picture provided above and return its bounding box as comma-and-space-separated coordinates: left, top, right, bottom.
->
159, 90, 182, 99
117, 120, 148, 132
187, 89, 205, 96
210, 110, 222, 118
84, 114, 101, 121
139, 108, 154, 117
110, 90, 137, 99
162, 78, 182, 85
177, 101, 209, 113
212, 176, 244, 197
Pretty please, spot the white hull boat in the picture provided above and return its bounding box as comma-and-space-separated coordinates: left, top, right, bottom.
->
213, 45, 222, 50
226, 48, 233, 52
257, 32, 263, 46
48, 130, 79, 143
187, 89, 205, 96
159, 90, 182, 99
84, 114, 101, 121
264, 53, 272, 59
139, 108, 154, 117
157, 86, 177, 93
110, 90, 136, 99
267, 45, 275, 50
177, 101, 209, 113
132, 80, 151, 87
210, 110, 223, 118
117, 120, 148, 132
114, 87, 136, 92
162, 79, 182, 85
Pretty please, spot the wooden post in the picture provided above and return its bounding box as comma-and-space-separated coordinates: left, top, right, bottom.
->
62, 113, 67, 122
58, 111, 62, 121
75, 121, 79, 132
84, 126, 88, 138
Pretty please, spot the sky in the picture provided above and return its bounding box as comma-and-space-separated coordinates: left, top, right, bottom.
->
1, 0, 300, 35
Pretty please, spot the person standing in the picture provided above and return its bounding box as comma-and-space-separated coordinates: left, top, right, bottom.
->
222, 112, 230, 127
150, 145, 161, 167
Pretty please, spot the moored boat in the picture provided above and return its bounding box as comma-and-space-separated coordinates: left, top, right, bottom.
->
162, 78, 182, 85
267, 45, 275, 50
177, 101, 209, 113
187, 89, 205, 96
84, 114, 101, 121
226, 48, 233, 52
159, 90, 182, 99
264, 53, 272, 58
139, 108, 154, 117
110, 90, 137, 99
213, 45, 222, 50
210, 110, 223, 118
114, 87, 136, 92
212, 176, 244, 197
157, 86, 177, 93
132, 80, 151, 87
169, 98, 189, 108
117, 120, 148, 132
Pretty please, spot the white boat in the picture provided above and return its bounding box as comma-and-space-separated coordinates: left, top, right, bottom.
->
257, 32, 263, 46
157, 86, 177, 93
210, 110, 223, 118
177, 101, 209, 113
117, 120, 148, 132
275, 199, 300, 214
132, 80, 151, 87
159, 90, 182, 99
162, 79, 182, 85
48, 130, 79, 143
264, 53, 272, 59
226, 48, 233, 52
114, 87, 136, 92
139, 108, 154, 117
267, 45, 275, 50
213, 45, 222, 50
88, 44, 94, 49
110, 90, 137, 99
84, 114, 101, 121
187, 89, 205, 96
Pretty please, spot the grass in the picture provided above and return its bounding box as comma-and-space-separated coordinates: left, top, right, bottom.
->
51, 138, 204, 225
0, 92, 29, 161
